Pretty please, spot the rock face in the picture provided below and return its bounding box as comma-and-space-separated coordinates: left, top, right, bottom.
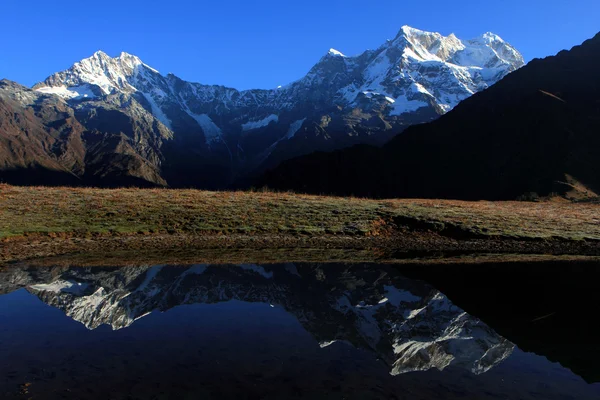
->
0, 79, 170, 187
261, 31, 600, 200
1, 26, 523, 188
1, 264, 514, 376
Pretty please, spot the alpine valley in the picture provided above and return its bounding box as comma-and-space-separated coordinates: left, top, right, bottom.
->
0, 26, 523, 188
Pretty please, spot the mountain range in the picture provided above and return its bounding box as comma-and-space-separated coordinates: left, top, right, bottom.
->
262, 31, 600, 200
0, 26, 523, 188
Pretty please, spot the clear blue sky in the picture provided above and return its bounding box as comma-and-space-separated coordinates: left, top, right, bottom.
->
2, 0, 598, 90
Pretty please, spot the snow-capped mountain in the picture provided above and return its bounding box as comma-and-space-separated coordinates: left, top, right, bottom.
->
3, 263, 514, 376
1, 26, 523, 188
35, 26, 523, 119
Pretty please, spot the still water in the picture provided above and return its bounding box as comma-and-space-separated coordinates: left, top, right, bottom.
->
0, 261, 598, 399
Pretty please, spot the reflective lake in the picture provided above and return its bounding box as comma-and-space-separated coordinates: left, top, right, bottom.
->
1, 261, 599, 399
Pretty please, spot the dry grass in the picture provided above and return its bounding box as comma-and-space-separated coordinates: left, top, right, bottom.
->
1, 184, 600, 241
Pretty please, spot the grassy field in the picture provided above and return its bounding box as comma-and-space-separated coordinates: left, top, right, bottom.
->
2, 184, 600, 240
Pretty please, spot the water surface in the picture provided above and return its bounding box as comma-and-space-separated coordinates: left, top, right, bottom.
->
0, 261, 598, 399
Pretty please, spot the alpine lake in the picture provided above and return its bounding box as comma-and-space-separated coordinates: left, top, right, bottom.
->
1, 255, 599, 399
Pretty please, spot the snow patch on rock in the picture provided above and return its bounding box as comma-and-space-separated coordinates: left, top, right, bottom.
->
189, 113, 223, 144
36, 85, 97, 99
241, 114, 279, 131
286, 118, 306, 139
30, 280, 89, 295
142, 93, 172, 130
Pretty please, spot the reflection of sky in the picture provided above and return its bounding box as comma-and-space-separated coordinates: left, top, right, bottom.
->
0, 289, 310, 358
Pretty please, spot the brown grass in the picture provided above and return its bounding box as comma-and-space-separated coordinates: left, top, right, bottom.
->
1, 184, 600, 242
2, 184, 600, 264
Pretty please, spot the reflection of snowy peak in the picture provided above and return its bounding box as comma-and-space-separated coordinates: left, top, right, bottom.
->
20, 264, 514, 375
329, 279, 513, 375
389, 293, 514, 375
24, 26, 523, 188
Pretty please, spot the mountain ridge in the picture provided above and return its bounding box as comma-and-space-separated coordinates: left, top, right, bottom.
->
32, 25, 522, 92
1, 25, 523, 188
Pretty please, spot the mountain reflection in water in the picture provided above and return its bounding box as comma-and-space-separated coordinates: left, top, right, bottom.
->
1, 262, 599, 400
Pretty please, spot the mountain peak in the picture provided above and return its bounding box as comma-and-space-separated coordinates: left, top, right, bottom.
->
33, 50, 162, 99
78, 50, 117, 67
327, 48, 346, 57
472, 32, 505, 44
400, 25, 425, 35
118, 51, 141, 61
396, 27, 509, 51
74, 51, 156, 73
115, 51, 157, 72
92, 50, 110, 58
483, 32, 503, 40
396, 25, 443, 42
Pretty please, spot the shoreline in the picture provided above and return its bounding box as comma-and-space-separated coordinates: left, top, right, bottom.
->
3, 233, 600, 266
2, 184, 600, 265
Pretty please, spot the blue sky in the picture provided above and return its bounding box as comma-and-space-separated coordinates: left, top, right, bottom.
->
2, 0, 598, 90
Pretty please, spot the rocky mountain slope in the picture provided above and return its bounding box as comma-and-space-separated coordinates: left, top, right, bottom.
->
0, 79, 170, 186
0, 26, 523, 187
262, 31, 600, 200
1, 264, 514, 376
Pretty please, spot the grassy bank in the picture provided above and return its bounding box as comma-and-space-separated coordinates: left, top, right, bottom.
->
2, 184, 600, 240
1, 184, 600, 263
